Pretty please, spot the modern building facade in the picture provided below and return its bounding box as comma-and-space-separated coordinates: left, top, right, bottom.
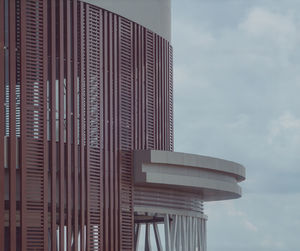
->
0, 0, 245, 250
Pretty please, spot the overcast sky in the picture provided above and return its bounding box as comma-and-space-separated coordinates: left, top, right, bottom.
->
172, 0, 300, 250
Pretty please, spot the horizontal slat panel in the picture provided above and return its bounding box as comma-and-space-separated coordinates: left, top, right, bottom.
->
134, 187, 203, 215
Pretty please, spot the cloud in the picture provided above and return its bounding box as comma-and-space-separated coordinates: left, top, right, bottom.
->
261, 236, 285, 249
238, 7, 300, 66
244, 219, 258, 232
239, 8, 296, 40
173, 19, 216, 48
225, 201, 258, 232
266, 111, 300, 169
206, 194, 300, 251
226, 114, 249, 129
268, 111, 300, 143
172, 0, 300, 250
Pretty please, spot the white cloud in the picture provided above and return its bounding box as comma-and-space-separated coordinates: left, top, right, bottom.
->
244, 219, 258, 232
268, 111, 300, 144
175, 21, 215, 48
225, 202, 258, 232
239, 8, 297, 49
261, 236, 285, 249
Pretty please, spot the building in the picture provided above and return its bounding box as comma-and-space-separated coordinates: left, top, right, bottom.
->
0, 0, 245, 250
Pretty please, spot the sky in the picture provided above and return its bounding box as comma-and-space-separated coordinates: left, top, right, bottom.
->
172, 0, 300, 250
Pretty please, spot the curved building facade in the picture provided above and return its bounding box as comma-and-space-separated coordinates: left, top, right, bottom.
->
0, 0, 245, 251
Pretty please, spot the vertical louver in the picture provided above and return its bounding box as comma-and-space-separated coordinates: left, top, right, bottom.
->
0, 1, 173, 250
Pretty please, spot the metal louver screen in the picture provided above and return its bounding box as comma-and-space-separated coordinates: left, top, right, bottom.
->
21, 0, 48, 249
0, 0, 173, 250
119, 17, 134, 251
134, 187, 204, 216
86, 5, 103, 251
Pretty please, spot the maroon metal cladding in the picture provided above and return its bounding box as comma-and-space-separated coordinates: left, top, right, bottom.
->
8, 0, 17, 250
21, 0, 48, 249
145, 30, 155, 149
1, 1, 173, 250
79, 2, 87, 250
42, 0, 49, 248
85, 5, 91, 251
66, 1, 72, 250
119, 17, 134, 250
113, 14, 120, 251
72, 1, 79, 251
169, 45, 174, 151
103, 10, 109, 250
0, 0, 5, 249
20, 0, 27, 249
49, 0, 57, 250
85, 4, 103, 250
58, 0, 65, 250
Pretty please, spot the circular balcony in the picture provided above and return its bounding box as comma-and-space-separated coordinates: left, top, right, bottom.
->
133, 150, 245, 202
